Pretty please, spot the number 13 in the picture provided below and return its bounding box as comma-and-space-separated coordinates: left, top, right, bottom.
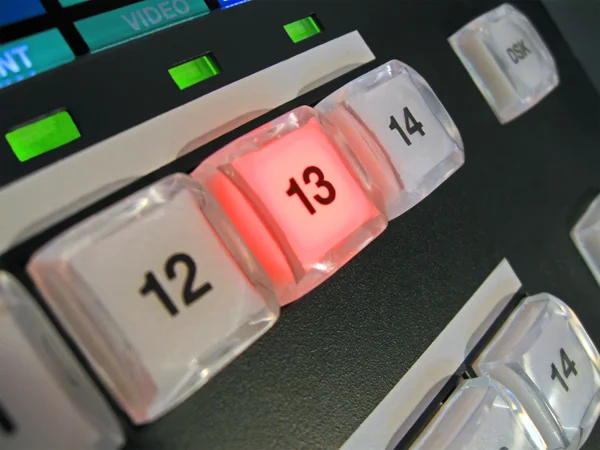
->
287, 166, 336, 215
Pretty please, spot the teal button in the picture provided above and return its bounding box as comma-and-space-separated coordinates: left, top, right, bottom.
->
58, 0, 88, 6
0, 29, 75, 89
75, 0, 210, 52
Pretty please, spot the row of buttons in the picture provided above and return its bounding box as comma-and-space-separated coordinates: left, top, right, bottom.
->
22, 58, 463, 425
412, 294, 600, 449
0, 0, 247, 89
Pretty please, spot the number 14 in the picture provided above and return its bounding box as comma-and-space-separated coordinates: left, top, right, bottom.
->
389, 107, 425, 146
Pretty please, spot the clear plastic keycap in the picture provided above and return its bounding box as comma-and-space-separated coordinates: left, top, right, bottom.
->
0, 271, 123, 449
449, 3, 559, 124
411, 377, 549, 449
474, 293, 600, 449
28, 174, 280, 424
572, 193, 600, 286
192, 106, 387, 305
317, 60, 464, 220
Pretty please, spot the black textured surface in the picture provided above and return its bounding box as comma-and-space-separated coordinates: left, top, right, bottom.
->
1, 0, 600, 449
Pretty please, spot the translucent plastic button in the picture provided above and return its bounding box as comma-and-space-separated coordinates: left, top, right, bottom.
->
192, 106, 387, 305
411, 377, 549, 449
474, 293, 600, 449
0, 271, 123, 449
317, 60, 464, 220
572, 193, 600, 286
449, 4, 559, 124
28, 174, 280, 424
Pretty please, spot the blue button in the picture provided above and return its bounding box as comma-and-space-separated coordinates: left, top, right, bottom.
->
0, 29, 75, 89
75, 0, 210, 53
217, 0, 251, 8
0, 0, 46, 26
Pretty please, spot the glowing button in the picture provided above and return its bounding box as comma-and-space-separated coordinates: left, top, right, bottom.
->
193, 106, 387, 305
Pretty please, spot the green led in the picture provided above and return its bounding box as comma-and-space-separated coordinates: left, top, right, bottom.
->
284, 16, 321, 43
6, 111, 80, 162
169, 54, 221, 90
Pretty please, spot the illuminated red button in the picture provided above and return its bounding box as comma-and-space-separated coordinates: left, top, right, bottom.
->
193, 106, 387, 305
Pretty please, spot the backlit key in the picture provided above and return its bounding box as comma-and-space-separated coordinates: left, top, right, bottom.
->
317, 60, 464, 220
449, 4, 559, 123
28, 174, 279, 423
474, 293, 600, 449
192, 106, 387, 305
0, 271, 123, 449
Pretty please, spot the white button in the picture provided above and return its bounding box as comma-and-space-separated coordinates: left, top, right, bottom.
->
410, 377, 548, 449
317, 60, 464, 220
449, 3, 559, 123
28, 174, 280, 424
572, 193, 600, 286
474, 293, 600, 449
0, 271, 123, 450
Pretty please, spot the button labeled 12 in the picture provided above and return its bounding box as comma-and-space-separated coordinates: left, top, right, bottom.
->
474, 293, 600, 449
28, 174, 280, 424
317, 60, 464, 220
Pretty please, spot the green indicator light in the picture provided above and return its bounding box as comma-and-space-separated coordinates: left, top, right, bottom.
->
169, 54, 221, 90
6, 111, 81, 162
284, 16, 321, 43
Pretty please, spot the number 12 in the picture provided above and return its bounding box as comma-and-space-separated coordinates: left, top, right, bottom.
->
139, 253, 212, 317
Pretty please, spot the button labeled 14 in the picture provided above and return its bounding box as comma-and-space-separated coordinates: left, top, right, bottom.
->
474, 293, 600, 449
317, 60, 464, 220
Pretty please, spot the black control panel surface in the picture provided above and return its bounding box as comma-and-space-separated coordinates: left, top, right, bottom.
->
1, 0, 599, 449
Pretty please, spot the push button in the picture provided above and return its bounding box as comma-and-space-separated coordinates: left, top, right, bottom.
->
192, 106, 387, 305
28, 174, 279, 424
58, 0, 89, 6
474, 293, 600, 449
0, 0, 45, 26
449, 4, 559, 123
572, 193, 600, 286
0, 271, 123, 449
317, 60, 464, 220
75, 0, 210, 52
410, 377, 548, 449
0, 29, 75, 89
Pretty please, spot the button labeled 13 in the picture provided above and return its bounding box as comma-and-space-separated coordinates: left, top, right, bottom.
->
0, 272, 123, 449
193, 106, 387, 305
